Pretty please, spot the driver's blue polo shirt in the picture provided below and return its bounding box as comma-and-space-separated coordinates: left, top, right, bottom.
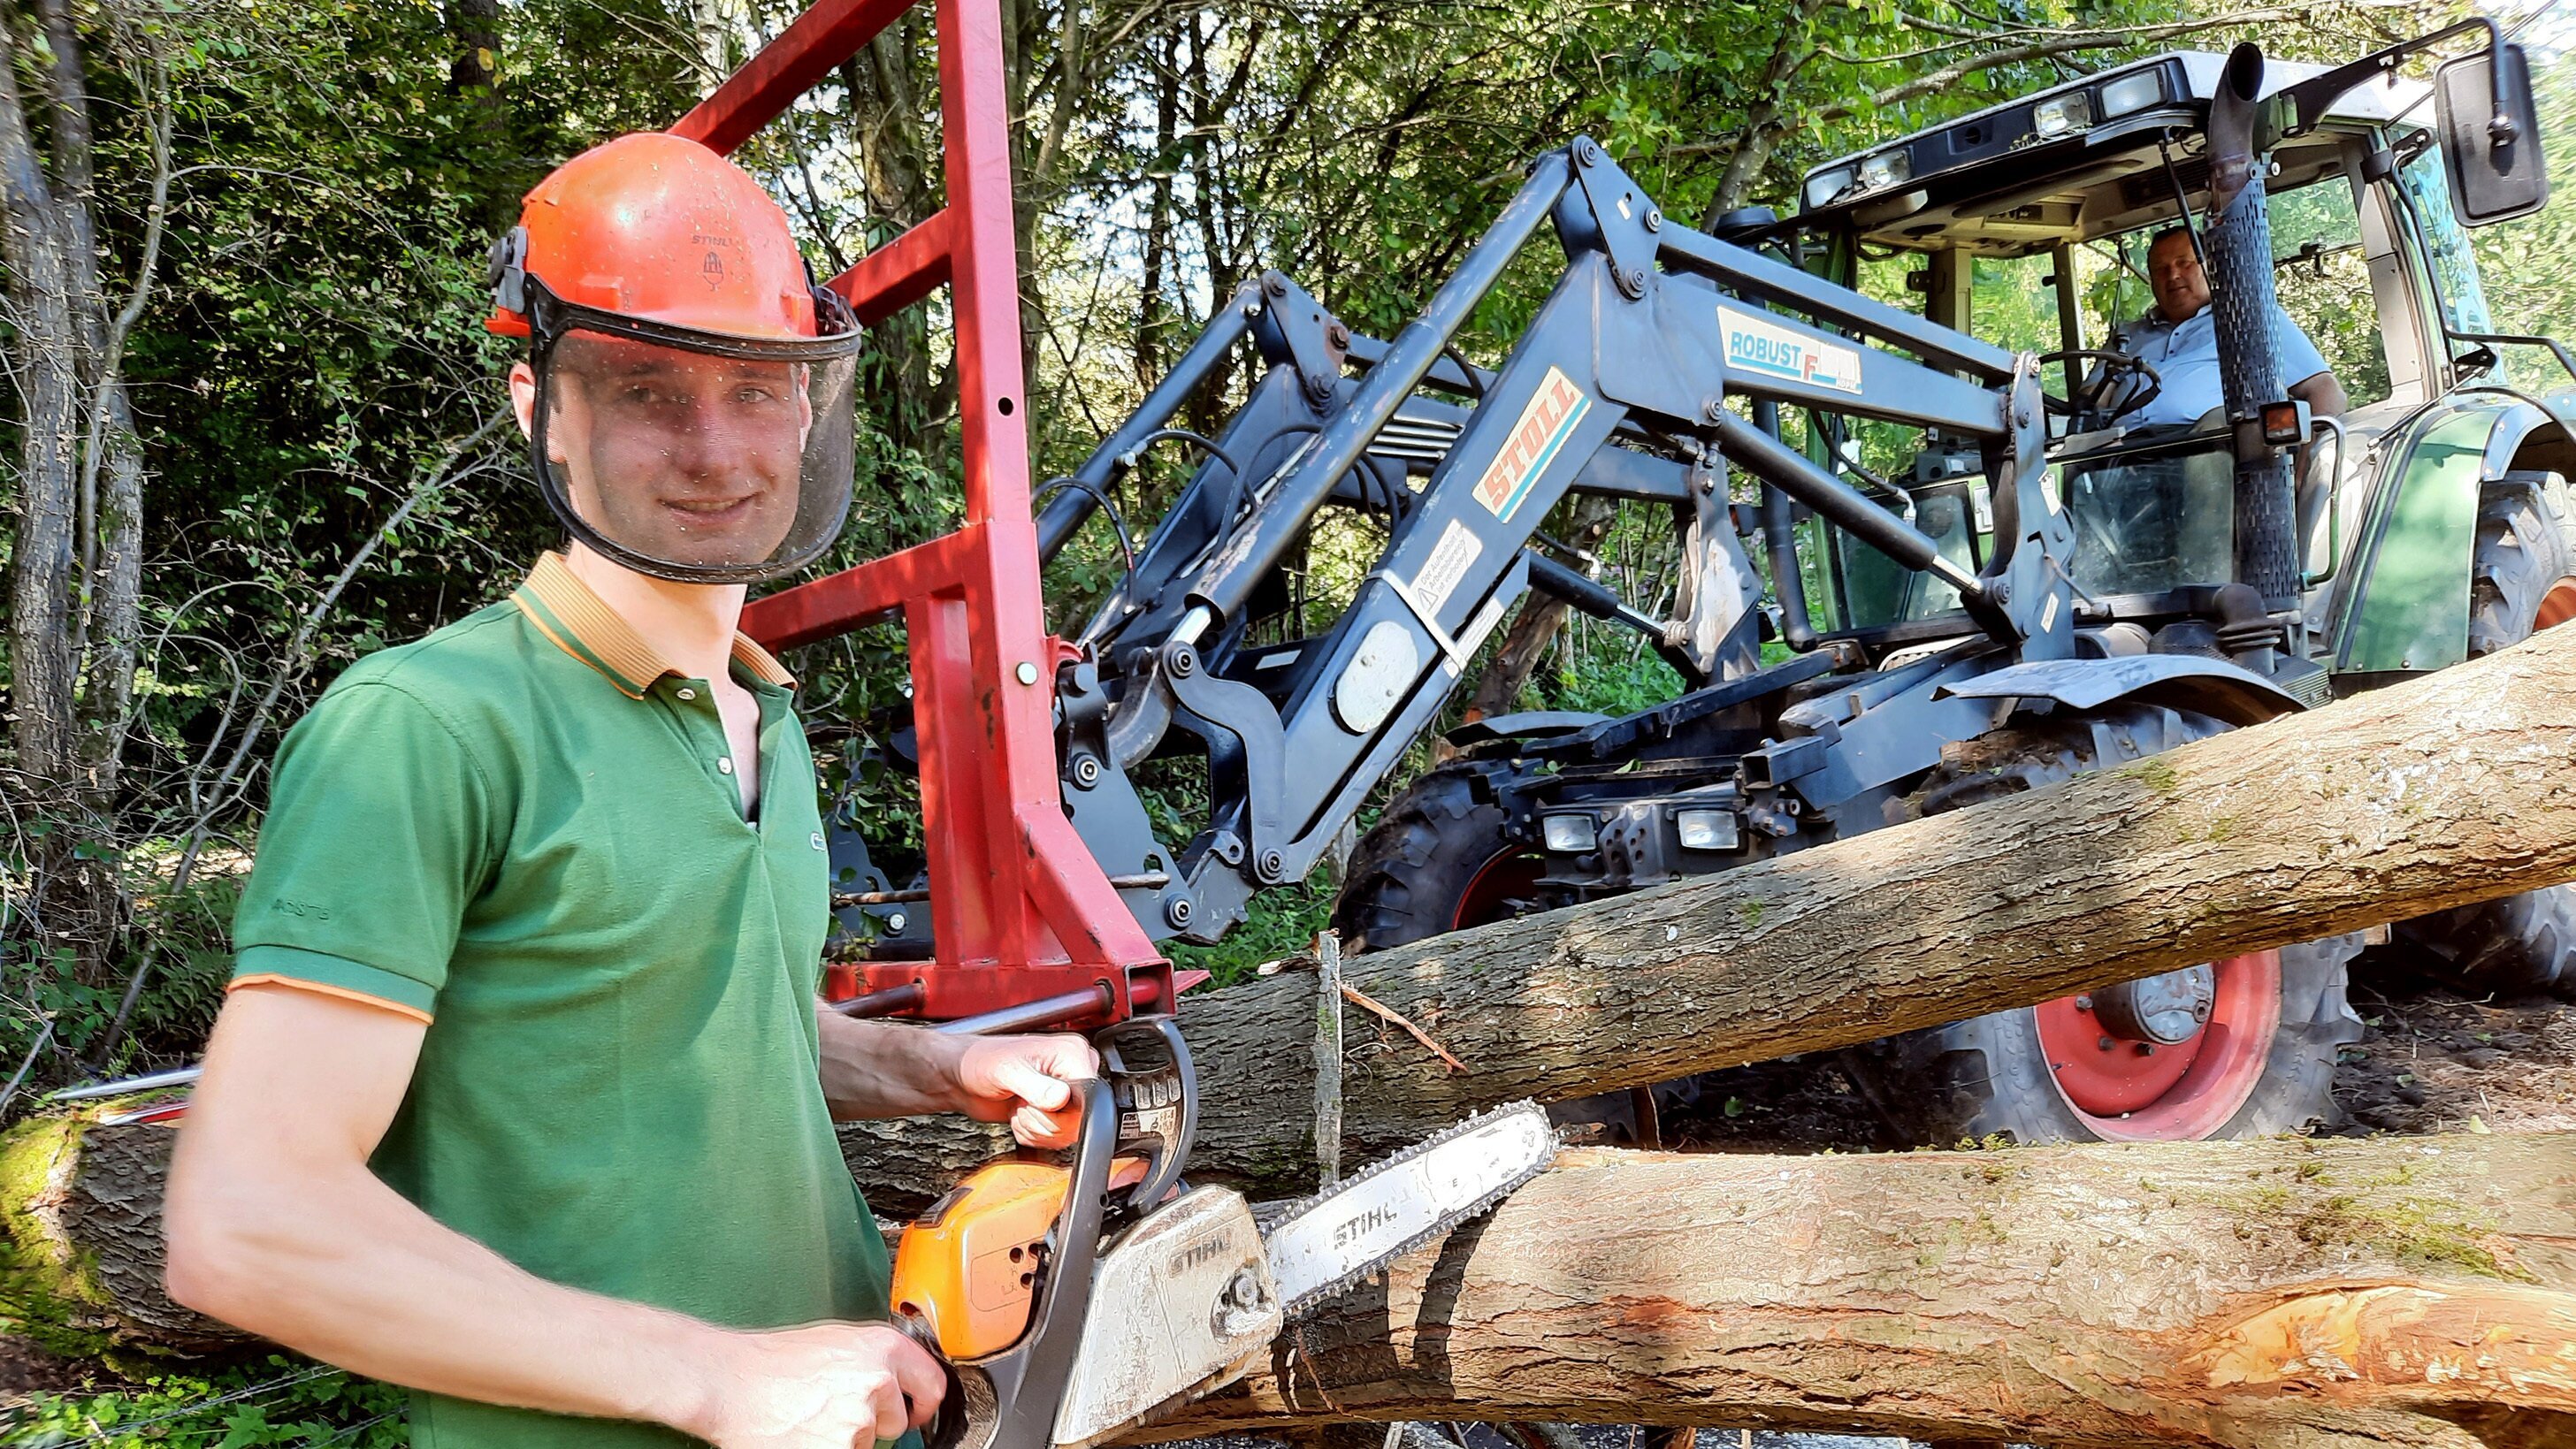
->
2112, 302, 2331, 427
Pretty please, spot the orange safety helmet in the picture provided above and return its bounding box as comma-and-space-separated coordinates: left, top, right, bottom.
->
489, 133, 863, 585
487, 132, 830, 340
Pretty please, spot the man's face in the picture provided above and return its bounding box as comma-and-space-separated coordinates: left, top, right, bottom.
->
538, 332, 814, 568
2147, 233, 2211, 324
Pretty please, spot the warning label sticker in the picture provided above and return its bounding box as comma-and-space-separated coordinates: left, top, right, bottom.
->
1472, 367, 1591, 522
1718, 304, 1864, 395
1410, 518, 1485, 617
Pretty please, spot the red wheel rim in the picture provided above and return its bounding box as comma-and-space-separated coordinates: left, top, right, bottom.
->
1452, 850, 1545, 931
2033, 950, 2282, 1141
2537, 576, 2576, 631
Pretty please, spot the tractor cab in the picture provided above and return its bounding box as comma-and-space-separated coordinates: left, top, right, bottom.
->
1781, 50, 2517, 665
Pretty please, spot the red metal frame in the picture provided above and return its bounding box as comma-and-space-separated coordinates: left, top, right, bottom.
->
674, 0, 1169, 1026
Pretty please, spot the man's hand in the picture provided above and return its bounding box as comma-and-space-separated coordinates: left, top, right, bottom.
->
690, 1322, 947, 1449
953, 1033, 1100, 1149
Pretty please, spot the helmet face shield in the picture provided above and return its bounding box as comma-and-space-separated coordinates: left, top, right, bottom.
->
524, 290, 860, 584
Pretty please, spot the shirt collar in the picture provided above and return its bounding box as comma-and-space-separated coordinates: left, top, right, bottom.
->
511, 552, 796, 700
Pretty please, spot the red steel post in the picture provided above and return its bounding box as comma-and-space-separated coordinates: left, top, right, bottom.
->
673, 0, 1170, 1025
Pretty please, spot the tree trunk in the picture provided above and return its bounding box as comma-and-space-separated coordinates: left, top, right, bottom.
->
0, 8, 88, 786
1459, 494, 1623, 728
21, 1105, 2576, 1449
1139, 1133, 2576, 1449
868, 619, 2576, 1208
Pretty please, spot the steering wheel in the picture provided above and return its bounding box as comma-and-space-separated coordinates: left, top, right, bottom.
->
2037, 348, 2161, 423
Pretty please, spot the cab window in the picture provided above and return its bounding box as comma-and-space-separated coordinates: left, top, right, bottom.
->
2268, 178, 2393, 406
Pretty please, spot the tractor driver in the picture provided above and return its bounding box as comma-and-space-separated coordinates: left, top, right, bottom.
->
163, 133, 1091, 1449
2108, 225, 2351, 428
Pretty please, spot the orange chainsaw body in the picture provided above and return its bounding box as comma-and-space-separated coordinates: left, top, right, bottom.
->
892, 1155, 1148, 1361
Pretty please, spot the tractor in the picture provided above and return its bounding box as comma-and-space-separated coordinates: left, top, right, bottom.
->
1334, 33, 2573, 1147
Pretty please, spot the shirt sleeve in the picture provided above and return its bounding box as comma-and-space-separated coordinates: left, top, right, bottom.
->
2274, 309, 2333, 388
229, 680, 499, 1021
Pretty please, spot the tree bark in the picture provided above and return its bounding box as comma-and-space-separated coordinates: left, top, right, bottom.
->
0, 2, 88, 786
1138, 1133, 2576, 1449
880, 619, 2576, 1206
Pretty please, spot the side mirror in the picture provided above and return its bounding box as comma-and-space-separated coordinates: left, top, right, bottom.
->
2436, 42, 2549, 225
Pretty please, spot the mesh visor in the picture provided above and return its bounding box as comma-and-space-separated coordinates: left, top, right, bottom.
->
530, 319, 858, 583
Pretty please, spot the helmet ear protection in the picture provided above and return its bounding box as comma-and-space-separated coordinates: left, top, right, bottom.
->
487, 225, 532, 329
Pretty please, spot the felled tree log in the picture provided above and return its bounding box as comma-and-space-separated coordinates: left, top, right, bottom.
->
0, 1111, 240, 1357
1139, 1132, 2576, 1449
1000, 621, 2576, 1203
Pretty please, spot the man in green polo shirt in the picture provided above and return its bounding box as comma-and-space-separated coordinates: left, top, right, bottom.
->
164, 133, 1094, 1449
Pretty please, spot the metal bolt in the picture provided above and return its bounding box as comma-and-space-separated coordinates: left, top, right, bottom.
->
1645, 209, 1663, 232
1167, 646, 1196, 677
2192, 1000, 2212, 1021
1257, 848, 1287, 882
2136, 1042, 2157, 1056
1265, 275, 1288, 298
1703, 397, 1727, 423
1326, 322, 1351, 348
1015, 660, 1040, 685
1166, 897, 1195, 928
1576, 139, 1599, 166
2098, 1035, 2115, 1051
1071, 754, 1102, 788
886, 912, 908, 934
2074, 994, 2094, 1011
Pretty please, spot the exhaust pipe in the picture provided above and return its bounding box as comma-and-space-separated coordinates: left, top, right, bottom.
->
2201, 43, 2302, 617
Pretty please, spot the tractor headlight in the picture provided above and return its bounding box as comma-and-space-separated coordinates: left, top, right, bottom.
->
2098, 70, 2162, 118
2032, 93, 2092, 139
1803, 165, 1857, 210
1674, 808, 1741, 852
1858, 149, 1911, 192
1540, 813, 1598, 853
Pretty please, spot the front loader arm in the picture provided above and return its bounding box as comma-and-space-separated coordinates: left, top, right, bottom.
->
1059, 138, 2076, 944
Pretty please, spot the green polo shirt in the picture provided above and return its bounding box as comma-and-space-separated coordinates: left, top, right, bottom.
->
229, 552, 891, 1448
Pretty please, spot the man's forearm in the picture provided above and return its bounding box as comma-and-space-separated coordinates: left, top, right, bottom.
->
165, 1158, 732, 1438
815, 1008, 969, 1121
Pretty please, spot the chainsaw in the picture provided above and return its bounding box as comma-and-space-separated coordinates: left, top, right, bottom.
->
890, 1015, 1555, 1449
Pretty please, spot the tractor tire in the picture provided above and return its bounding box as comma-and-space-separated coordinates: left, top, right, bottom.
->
1334, 762, 1546, 952
1842, 702, 2366, 1146
2392, 472, 2576, 997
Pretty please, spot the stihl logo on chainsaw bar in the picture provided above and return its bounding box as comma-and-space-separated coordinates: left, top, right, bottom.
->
1331, 1203, 1401, 1249
1472, 367, 1590, 522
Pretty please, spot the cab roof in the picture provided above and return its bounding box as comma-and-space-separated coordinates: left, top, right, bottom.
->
1794, 51, 2432, 256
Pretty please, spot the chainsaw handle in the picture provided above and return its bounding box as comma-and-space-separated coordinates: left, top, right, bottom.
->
915, 1076, 1117, 1449
1102, 1016, 1197, 1214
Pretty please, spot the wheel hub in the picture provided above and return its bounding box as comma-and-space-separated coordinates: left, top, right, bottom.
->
2034, 950, 2283, 1139
2091, 965, 2214, 1045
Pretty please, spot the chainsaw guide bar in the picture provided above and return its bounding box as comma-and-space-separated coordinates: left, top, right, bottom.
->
1258, 1100, 1557, 1320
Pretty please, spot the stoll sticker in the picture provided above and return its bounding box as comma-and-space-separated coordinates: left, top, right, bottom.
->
1410, 518, 1486, 616
1472, 367, 1591, 522
1718, 304, 1864, 395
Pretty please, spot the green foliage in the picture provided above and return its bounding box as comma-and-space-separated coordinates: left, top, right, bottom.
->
4, 1356, 408, 1448
1165, 876, 1338, 988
